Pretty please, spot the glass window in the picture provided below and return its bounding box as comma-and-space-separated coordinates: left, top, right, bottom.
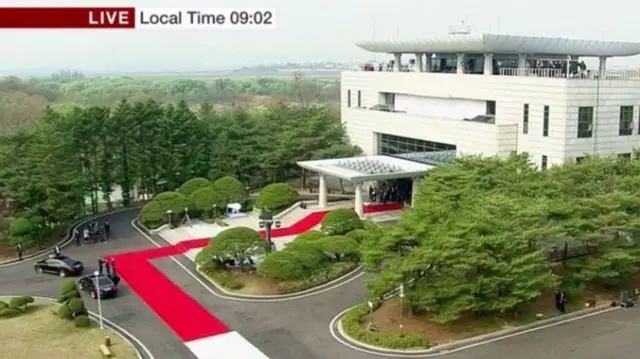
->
577, 107, 593, 138
541, 155, 547, 170
357, 91, 362, 107
379, 133, 456, 165
543, 106, 549, 137
619, 106, 634, 136
347, 90, 351, 107
486, 101, 496, 116
523, 104, 529, 134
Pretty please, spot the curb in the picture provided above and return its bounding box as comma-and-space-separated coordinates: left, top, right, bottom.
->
331, 303, 620, 357
0, 295, 154, 359
0, 207, 140, 267
195, 264, 363, 300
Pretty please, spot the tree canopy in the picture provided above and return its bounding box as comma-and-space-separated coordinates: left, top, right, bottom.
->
363, 154, 640, 323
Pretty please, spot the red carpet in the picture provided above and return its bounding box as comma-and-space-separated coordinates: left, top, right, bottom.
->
109, 202, 404, 342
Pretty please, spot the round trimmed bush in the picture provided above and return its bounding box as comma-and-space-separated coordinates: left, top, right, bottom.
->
321, 208, 363, 235
152, 191, 190, 214
345, 229, 368, 243
178, 177, 212, 197
285, 244, 328, 271
9, 296, 29, 309
212, 176, 246, 203
140, 201, 165, 229
189, 186, 226, 216
258, 250, 306, 281
0, 301, 8, 310
73, 315, 92, 328
208, 226, 267, 256
0, 307, 22, 318
68, 298, 86, 314
293, 230, 326, 242
58, 304, 72, 319
60, 279, 77, 296
255, 183, 298, 210
316, 236, 360, 259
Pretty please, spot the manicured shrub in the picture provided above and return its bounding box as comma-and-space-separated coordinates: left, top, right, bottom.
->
207, 227, 267, 268
9, 296, 31, 309
58, 279, 79, 303
255, 183, 298, 210
0, 301, 7, 310
152, 191, 190, 214
345, 229, 368, 243
178, 177, 211, 197
293, 230, 326, 242
0, 307, 22, 318
316, 236, 360, 260
139, 201, 165, 229
141, 191, 191, 228
258, 250, 306, 281
212, 176, 247, 204
321, 208, 363, 235
279, 261, 358, 294
57, 304, 72, 319
189, 186, 225, 217
285, 243, 328, 271
73, 315, 92, 328
67, 298, 86, 314
341, 303, 429, 349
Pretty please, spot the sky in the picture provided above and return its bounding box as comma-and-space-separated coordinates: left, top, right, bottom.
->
2, 0, 640, 73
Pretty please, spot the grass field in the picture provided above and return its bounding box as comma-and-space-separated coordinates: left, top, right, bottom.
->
1, 301, 138, 359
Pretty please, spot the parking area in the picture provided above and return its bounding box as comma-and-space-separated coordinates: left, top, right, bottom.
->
444, 307, 639, 359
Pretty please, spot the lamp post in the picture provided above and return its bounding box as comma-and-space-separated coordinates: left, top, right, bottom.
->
258, 209, 280, 253
93, 270, 104, 329
212, 203, 217, 219
166, 209, 173, 228
399, 284, 405, 334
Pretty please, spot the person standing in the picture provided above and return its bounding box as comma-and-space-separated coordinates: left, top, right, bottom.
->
74, 227, 80, 245
105, 260, 111, 277
97, 258, 104, 275
559, 290, 567, 313
16, 244, 23, 261
104, 221, 110, 239
83, 227, 90, 243
554, 290, 562, 312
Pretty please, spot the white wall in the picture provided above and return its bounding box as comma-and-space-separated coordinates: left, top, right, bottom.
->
394, 94, 486, 119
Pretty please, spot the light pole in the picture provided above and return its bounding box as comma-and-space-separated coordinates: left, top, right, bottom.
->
212, 203, 217, 219
258, 209, 280, 253
399, 284, 405, 334
93, 270, 104, 329
166, 209, 173, 228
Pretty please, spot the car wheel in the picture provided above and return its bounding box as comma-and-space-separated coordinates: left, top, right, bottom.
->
90, 291, 97, 299
36, 267, 43, 274
59, 270, 66, 277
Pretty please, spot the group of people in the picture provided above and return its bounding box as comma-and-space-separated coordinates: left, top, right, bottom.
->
74, 220, 110, 245
368, 179, 412, 205
97, 256, 120, 285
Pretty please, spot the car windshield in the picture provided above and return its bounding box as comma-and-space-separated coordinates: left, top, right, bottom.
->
61, 258, 78, 266
97, 277, 113, 286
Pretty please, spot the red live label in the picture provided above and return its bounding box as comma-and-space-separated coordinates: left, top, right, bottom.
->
0, 7, 136, 29
88, 9, 132, 27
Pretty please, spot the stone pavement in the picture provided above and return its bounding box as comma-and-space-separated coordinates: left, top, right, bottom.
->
157, 201, 402, 260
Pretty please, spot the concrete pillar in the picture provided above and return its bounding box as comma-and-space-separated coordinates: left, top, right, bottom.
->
411, 177, 420, 207
424, 54, 432, 72
354, 182, 363, 217
394, 53, 402, 71
318, 174, 327, 208
415, 53, 423, 72
484, 53, 493, 75
456, 53, 465, 74
598, 56, 607, 77
517, 54, 527, 74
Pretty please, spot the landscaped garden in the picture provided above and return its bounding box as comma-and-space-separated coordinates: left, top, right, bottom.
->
195, 207, 370, 294
1, 280, 137, 358
342, 154, 640, 350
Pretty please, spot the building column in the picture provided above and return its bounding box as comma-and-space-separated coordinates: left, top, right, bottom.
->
354, 182, 364, 217
424, 54, 432, 72
394, 53, 402, 71
456, 53, 465, 74
318, 174, 327, 208
484, 53, 493, 75
517, 54, 527, 73
598, 56, 607, 77
415, 53, 423, 72
411, 177, 420, 207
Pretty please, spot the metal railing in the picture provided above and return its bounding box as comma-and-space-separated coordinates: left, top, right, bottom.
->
499, 67, 640, 80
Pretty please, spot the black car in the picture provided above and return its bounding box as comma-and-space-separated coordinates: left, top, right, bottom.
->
78, 274, 118, 299
34, 256, 84, 277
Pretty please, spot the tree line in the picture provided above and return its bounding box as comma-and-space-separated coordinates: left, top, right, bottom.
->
0, 100, 359, 247
361, 154, 640, 323
0, 75, 340, 134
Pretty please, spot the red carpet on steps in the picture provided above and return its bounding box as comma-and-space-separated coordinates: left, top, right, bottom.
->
109, 202, 403, 343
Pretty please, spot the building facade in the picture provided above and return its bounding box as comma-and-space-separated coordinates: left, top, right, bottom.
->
342, 34, 640, 168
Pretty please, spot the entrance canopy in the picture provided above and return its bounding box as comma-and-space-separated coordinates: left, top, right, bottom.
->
297, 155, 435, 182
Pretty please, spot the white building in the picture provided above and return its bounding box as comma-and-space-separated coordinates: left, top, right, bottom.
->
342, 33, 640, 169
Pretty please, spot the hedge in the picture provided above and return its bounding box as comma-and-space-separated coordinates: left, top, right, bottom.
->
178, 177, 212, 197
341, 303, 429, 349
255, 183, 298, 210
280, 261, 358, 294
189, 186, 226, 216
321, 208, 363, 235
140, 191, 190, 228
212, 176, 247, 203
74, 315, 92, 328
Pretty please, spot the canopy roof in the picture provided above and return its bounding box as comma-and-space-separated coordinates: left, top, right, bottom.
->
355, 34, 640, 57
297, 155, 434, 182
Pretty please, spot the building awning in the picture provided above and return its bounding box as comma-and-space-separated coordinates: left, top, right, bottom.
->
297, 155, 435, 182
